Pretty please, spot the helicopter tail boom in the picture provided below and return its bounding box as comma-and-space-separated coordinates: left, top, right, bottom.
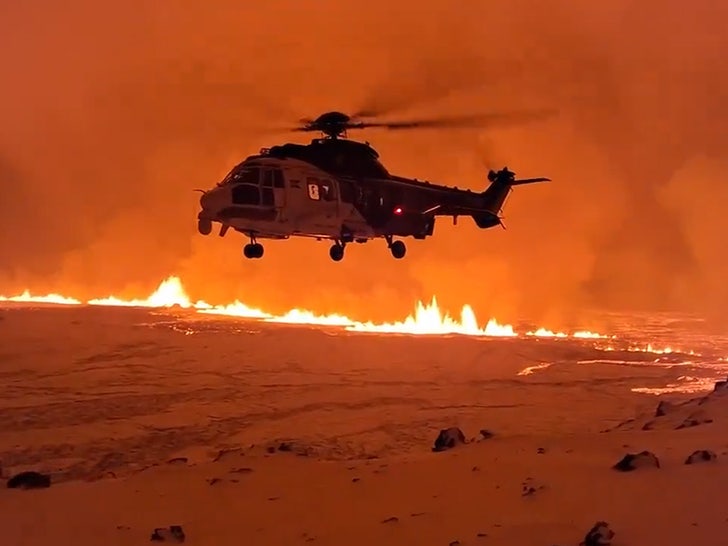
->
470, 168, 550, 229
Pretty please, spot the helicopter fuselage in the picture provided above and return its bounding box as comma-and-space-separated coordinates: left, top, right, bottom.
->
196, 137, 548, 261
198, 155, 446, 242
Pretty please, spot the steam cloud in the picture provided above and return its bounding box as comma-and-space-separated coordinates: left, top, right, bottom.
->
1, 0, 726, 326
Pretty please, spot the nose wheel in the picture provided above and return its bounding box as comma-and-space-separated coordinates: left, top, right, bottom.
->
243, 243, 264, 259
197, 218, 212, 236
243, 234, 264, 259
385, 236, 406, 259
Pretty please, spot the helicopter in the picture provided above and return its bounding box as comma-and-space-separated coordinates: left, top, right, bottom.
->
196, 109, 551, 261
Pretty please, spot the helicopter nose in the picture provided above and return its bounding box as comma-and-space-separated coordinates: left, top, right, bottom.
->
199, 189, 219, 210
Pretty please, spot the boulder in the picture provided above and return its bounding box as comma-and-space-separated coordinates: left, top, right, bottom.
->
150, 525, 185, 543
6, 471, 51, 489
432, 427, 466, 452
685, 450, 717, 464
581, 521, 614, 546
655, 400, 674, 417
676, 410, 713, 429
613, 451, 660, 471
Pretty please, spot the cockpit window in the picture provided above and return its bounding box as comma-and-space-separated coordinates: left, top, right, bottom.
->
220, 167, 260, 186
273, 169, 285, 188
231, 183, 260, 205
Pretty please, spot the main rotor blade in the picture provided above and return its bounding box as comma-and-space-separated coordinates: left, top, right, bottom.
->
352, 54, 505, 119
355, 108, 558, 131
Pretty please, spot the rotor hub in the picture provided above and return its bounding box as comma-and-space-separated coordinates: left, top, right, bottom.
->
307, 111, 352, 138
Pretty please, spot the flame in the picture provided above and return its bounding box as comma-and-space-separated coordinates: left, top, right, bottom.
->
525, 327, 611, 339
594, 342, 701, 356
0, 275, 611, 339
0, 290, 81, 305
526, 327, 568, 338
346, 298, 516, 336
87, 277, 212, 309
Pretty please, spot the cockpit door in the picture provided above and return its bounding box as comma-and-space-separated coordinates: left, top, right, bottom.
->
263, 168, 287, 220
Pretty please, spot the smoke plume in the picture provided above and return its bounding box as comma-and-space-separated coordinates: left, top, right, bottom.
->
1, 0, 726, 326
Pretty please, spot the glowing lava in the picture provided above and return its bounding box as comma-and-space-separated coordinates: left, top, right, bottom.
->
0, 275, 610, 340
346, 298, 516, 336
0, 291, 81, 305
87, 277, 212, 310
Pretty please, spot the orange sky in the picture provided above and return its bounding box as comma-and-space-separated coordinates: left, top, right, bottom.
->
1, 0, 726, 327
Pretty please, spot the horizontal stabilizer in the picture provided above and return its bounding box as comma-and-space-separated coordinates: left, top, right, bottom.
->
511, 177, 551, 186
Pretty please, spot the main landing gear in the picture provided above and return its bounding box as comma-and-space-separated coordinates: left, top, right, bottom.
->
385, 235, 406, 259
328, 236, 407, 261
329, 241, 345, 261
243, 234, 264, 259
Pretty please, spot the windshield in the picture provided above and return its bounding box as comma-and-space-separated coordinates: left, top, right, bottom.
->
219, 166, 260, 186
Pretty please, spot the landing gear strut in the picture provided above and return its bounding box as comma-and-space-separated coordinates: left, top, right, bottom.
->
243, 234, 264, 259
385, 235, 406, 259
329, 241, 345, 262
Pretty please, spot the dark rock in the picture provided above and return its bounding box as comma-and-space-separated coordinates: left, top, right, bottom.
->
581, 521, 614, 546
641, 420, 655, 431
685, 450, 717, 464
381, 516, 399, 524
352, 477, 360, 483
655, 400, 674, 417
537, 447, 546, 454
264, 440, 313, 457
614, 418, 634, 430
521, 477, 546, 496
167, 457, 188, 465
479, 429, 495, 440
676, 412, 713, 429
449, 541, 461, 546
150, 525, 185, 543
613, 451, 660, 471
472, 465, 480, 472
212, 447, 243, 462
207, 476, 240, 485
6, 471, 51, 489
433, 428, 466, 452
713, 379, 727, 393
229, 467, 253, 474
476, 532, 488, 538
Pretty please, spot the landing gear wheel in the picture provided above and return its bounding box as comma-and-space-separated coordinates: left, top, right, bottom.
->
390, 240, 406, 259
243, 243, 264, 259
329, 243, 345, 262
197, 219, 212, 236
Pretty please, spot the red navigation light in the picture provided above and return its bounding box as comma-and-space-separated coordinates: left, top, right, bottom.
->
393, 206, 403, 215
